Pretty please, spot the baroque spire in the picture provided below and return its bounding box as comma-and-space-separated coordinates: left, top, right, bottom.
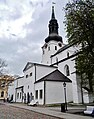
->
49, 5, 58, 35
51, 6, 55, 19
45, 4, 62, 43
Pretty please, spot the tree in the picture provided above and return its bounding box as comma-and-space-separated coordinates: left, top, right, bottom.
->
0, 58, 7, 75
64, 0, 94, 93
64, 0, 94, 57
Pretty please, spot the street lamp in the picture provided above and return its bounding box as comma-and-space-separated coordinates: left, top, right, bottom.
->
63, 82, 67, 111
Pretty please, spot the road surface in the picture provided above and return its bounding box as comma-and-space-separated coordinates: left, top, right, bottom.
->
0, 103, 60, 119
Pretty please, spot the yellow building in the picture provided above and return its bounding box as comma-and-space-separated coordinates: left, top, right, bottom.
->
0, 75, 14, 101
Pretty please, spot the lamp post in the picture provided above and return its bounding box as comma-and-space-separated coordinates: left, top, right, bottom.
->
63, 82, 67, 111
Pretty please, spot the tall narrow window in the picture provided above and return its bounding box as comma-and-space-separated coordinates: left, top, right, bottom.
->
48, 46, 50, 51
55, 46, 57, 50
35, 90, 38, 99
40, 90, 43, 99
64, 65, 70, 76
17, 93, 19, 99
30, 72, 32, 76
20, 92, 21, 99
67, 52, 69, 57
26, 74, 28, 78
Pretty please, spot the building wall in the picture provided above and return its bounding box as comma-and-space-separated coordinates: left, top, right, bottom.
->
36, 65, 57, 81
23, 66, 35, 103
51, 46, 82, 103
45, 81, 72, 104
8, 82, 15, 101
35, 82, 44, 105
16, 87, 23, 102
0, 88, 7, 100
42, 40, 63, 64
23, 65, 57, 103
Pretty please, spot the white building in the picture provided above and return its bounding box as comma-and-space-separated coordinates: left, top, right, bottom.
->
8, 6, 93, 105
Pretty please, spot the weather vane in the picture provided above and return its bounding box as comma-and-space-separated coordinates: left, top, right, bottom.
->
52, 2, 56, 6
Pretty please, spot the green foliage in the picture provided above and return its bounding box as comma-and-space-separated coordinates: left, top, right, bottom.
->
64, 0, 94, 92
65, 0, 94, 49
76, 49, 94, 92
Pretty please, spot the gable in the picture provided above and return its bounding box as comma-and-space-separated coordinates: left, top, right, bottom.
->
23, 62, 34, 72
35, 69, 72, 83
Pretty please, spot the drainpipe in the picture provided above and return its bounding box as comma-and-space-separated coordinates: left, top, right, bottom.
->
35, 64, 36, 82
44, 81, 46, 105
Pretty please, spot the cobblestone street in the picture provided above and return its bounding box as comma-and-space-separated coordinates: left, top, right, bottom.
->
0, 104, 60, 119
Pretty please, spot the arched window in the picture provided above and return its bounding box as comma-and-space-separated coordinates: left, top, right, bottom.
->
67, 52, 69, 57
64, 65, 70, 76
1, 91, 4, 97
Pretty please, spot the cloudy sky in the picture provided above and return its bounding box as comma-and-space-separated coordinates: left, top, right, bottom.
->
0, 0, 69, 76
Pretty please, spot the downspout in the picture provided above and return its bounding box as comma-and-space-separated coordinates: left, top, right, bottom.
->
35, 64, 36, 82
15, 79, 18, 102
44, 81, 46, 105
34, 64, 36, 101
15, 89, 17, 102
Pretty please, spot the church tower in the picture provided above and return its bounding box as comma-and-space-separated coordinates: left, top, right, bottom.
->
42, 6, 63, 65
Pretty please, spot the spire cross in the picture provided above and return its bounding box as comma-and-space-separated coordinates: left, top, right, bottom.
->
51, 2, 56, 19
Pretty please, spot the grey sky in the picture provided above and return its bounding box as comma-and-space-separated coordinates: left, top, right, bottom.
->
0, 0, 69, 75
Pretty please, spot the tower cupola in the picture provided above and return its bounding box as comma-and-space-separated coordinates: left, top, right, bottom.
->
45, 6, 62, 43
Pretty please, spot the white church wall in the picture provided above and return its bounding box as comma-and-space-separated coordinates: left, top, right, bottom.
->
51, 45, 77, 65
58, 59, 82, 103
23, 66, 35, 103
45, 81, 73, 104
16, 77, 24, 88
50, 44, 82, 103
45, 81, 64, 104
36, 65, 57, 81
42, 40, 63, 65
53, 47, 82, 103
35, 82, 44, 105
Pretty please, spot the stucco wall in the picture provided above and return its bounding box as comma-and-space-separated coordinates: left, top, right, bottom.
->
35, 82, 44, 105
42, 40, 63, 64
36, 65, 57, 81
51, 45, 82, 103
45, 81, 72, 104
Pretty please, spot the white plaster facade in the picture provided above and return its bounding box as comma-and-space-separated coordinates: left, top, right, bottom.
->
42, 40, 63, 65
8, 64, 72, 105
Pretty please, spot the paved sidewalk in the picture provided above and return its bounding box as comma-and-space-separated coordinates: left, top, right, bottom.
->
2, 102, 94, 119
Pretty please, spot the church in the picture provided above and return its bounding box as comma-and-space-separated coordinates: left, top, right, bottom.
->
8, 6, 93, 105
